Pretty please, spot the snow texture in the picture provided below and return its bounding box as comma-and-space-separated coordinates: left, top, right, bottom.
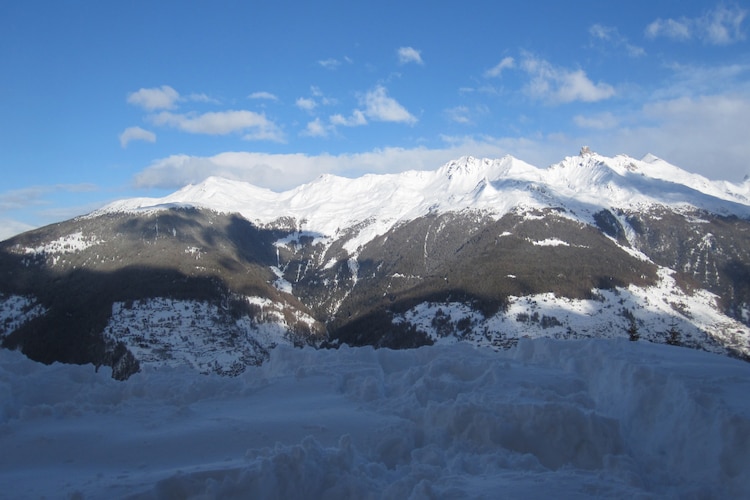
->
0, 339, 750, 499
0, 338, 748, 499
103, 297, 307, 374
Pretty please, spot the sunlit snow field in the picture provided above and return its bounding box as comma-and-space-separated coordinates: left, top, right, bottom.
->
1, 338, 749, 499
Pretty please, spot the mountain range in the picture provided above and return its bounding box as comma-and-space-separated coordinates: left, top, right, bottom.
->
2, 148, 749, 378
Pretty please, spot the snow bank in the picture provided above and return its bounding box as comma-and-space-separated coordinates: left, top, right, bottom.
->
0, 339, 748, 498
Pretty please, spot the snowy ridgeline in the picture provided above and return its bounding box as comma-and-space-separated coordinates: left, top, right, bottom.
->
1, 339, 748, 499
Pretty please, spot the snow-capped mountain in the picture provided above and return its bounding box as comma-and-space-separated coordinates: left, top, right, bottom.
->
98, 150, 750, 247
2, 149, 749, 377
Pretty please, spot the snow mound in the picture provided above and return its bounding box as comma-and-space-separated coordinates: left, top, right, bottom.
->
0, 338, 748, 498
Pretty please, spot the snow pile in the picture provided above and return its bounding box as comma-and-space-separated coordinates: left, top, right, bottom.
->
1, 338, 748, 498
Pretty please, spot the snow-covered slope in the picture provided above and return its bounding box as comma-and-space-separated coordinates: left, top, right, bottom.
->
97, 151, 750, 251
4, 150, 750, 375
1, 338, 748, 498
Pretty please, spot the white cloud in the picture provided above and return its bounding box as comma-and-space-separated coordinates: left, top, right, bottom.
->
150, 110, 284, 142
296, 97, 317, 111
130, 93, 750, 195
484, 57, 515, 77
127, 85, 180, 110
397, 47, 424, 65
646, 18, 693, 41
703, 5, 747, 44
646, 5, 747, 45
521, 55, 615, 104
248, 91, 278, 101
634, 93, 750, 177
295, 88, 335, 113
131, 138, 561, 193
330, 109, 367, 127
119, 126, 156, 148
360, 86, 417, 124
655, 62, 749, 99
564, 91, 750, 182
301, 118, 328, 137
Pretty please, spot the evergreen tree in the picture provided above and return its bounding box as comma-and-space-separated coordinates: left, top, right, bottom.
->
666, 318, 681, 346
627, 317, 640, 342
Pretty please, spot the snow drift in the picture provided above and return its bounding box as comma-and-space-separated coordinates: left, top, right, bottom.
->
1, 338, 748, 499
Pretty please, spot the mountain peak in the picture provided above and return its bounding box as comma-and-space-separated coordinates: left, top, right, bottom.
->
640, 153, 660, 164
96, 152, 750, 243
440, 156, 485, 177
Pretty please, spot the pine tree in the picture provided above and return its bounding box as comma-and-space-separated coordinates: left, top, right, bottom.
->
666, 318, 681, 346
627, 317, 640, 341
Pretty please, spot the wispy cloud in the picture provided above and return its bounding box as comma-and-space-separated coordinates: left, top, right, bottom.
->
127, 86, 221, 111
520, 54, 615, 104
318, 58, 341, 69
301, 118, 328, 138
360, 86, 417, 124
0, 219, 36, 241
150, 110, 284, 142
655, 61, 750, 99
119, 126, 156, 148
397, 46, 424, 65
248, 91, 278, 101
444, 105, 489, 125
330, 110, 367, 127
127, 85, 180, 110
484, 57, 515, 77
295, 87, 336, 113
0, 184, 98, 211
646, 4, 747, 45
186, 92, 221, 105
296, 97, 317, 111
589, 24, 645, 57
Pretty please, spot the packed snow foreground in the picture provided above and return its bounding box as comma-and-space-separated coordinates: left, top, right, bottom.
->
1, 338, 748, 499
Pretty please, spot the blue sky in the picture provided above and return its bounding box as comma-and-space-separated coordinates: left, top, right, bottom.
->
1, 1, 749, 239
